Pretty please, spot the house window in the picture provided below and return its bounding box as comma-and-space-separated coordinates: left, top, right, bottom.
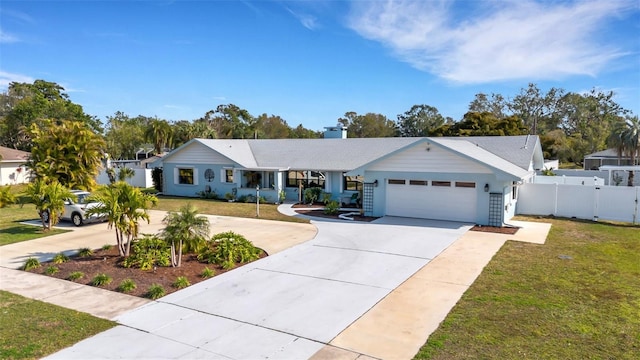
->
244, 171, 262, 188
286, 171, 325, 188
455, 182, 476, 188
512, 181, 518, 200
178, 168, 194, 185
432, 181, 451, 187
388, 179, 405, 185
224, 169, 234, 183
409, 180, 428, 186
344, 175, 363, 191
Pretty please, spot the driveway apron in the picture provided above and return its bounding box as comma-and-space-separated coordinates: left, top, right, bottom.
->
45, 217, 471, 360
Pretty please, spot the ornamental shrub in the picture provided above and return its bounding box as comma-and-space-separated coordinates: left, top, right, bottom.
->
197, 231, 261, 269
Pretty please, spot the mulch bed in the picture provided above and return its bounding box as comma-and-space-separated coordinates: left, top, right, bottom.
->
27, 246, 266, 299
471, 225, 519, 234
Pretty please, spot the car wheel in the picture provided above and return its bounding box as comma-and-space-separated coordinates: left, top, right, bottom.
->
72, 213, 83, 227
41, 209, 50, 223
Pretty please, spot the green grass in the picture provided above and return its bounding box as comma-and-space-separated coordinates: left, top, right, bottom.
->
0, 290, 115, 359
154, 196, 309, 223
415, 217, 640, 360
0, 204, 69, 246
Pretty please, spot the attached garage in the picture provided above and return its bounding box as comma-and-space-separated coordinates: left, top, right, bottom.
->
385, 179, 478, 223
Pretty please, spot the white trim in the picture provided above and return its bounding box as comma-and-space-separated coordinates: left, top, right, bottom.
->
174, 166, 198, 185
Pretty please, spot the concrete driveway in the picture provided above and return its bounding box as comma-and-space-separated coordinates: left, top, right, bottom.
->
45, 216, 471, 359
0, 210, 317, 269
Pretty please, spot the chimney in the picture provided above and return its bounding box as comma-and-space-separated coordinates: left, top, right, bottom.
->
323, 124, 347, 139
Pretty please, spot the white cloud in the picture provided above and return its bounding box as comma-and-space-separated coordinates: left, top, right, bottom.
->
0, 29, 20, 43
348, 0, 636, 83
0, 71, 34, 89
286, 7, 319, 30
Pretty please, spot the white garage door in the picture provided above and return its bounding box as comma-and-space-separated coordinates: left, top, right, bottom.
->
385, 179, 477, 223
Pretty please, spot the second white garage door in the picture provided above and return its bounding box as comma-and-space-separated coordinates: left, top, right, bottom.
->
385, 180, 478, 223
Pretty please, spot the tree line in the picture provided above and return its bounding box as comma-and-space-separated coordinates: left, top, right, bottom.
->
1, 80, 637, 169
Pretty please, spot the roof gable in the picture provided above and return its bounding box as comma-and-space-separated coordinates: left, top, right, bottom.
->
0, 146, 30, 162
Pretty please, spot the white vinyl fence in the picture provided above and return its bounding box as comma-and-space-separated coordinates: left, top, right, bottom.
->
534, 175, 604, 186
96, 168, 154, 188
517, 183, 639, 224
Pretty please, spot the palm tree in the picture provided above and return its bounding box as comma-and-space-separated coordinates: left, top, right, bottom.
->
609, 116, 639, 186
25, 179, 74, 230
161, 203, 210, 267
145, 119, 173, 155
86, 182, 158, 256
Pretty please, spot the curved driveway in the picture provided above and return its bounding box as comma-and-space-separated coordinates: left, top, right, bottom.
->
44, 216, 471, 359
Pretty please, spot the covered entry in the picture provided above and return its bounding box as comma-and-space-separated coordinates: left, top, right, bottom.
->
385, 179, 478, 223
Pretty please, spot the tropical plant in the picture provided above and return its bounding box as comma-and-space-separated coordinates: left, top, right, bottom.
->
25, 119, 106, 190
24, 179, 75, 230
540, 167, 555, 176
106, 167, 135, 184
22, 257, 41, 271
161, 203, 210, 267
145, 118, 173, 155
608, 115, 639, 186
303, 187, 323, 204
45, 266, 59, 275
52, 252, 69, 264
324, 200, 340, 215
77, 247, 93, 257
151, 167, 163, 193
117, 279, 137, 293
90, 274, 112, 287
197, 231, 261, 269
0, 185, 16, 208
67, 271, 84, 281
172, 276, 190, 289
84, 182, 158, 257
122, 234, 170, 270
200, 267, 215, 278
145, 284, 165, 299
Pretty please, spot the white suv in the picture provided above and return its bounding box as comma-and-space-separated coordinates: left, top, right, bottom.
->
42, 190, 106, 226
61, 190, 105, 226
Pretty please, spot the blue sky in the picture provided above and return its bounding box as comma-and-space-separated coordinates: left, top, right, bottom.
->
1, 0, 639, 132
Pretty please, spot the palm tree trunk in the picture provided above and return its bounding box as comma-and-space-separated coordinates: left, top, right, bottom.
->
170, 242, 177, 267
177, 240, 183, 267
125, 234, 132, 257
116, 229, 125, 257
628, 170, 635, 187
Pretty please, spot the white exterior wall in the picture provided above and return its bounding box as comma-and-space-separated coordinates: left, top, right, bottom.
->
517, 183, 639, 224
366, 142, 492, 174
0, 163, 30, 186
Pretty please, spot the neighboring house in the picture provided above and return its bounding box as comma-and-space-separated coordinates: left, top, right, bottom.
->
0, 146, 30, 186
157, 129, 544, 227
584, 148, 638, 170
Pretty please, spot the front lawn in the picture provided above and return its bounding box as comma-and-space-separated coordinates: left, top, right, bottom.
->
0, 290, 115, 359
0, 205, 68, 246
153, 196, 309, 223
415, 217, 640, 359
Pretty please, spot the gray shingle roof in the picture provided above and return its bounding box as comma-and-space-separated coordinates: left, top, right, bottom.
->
177, 136, 540, 175
0, 146, 30, 162
451, 135, 540, 170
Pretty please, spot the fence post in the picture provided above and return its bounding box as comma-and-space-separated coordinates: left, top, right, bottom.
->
593, 185, 599, 221
554, 183, 558, 216
635, 187, 639, 225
